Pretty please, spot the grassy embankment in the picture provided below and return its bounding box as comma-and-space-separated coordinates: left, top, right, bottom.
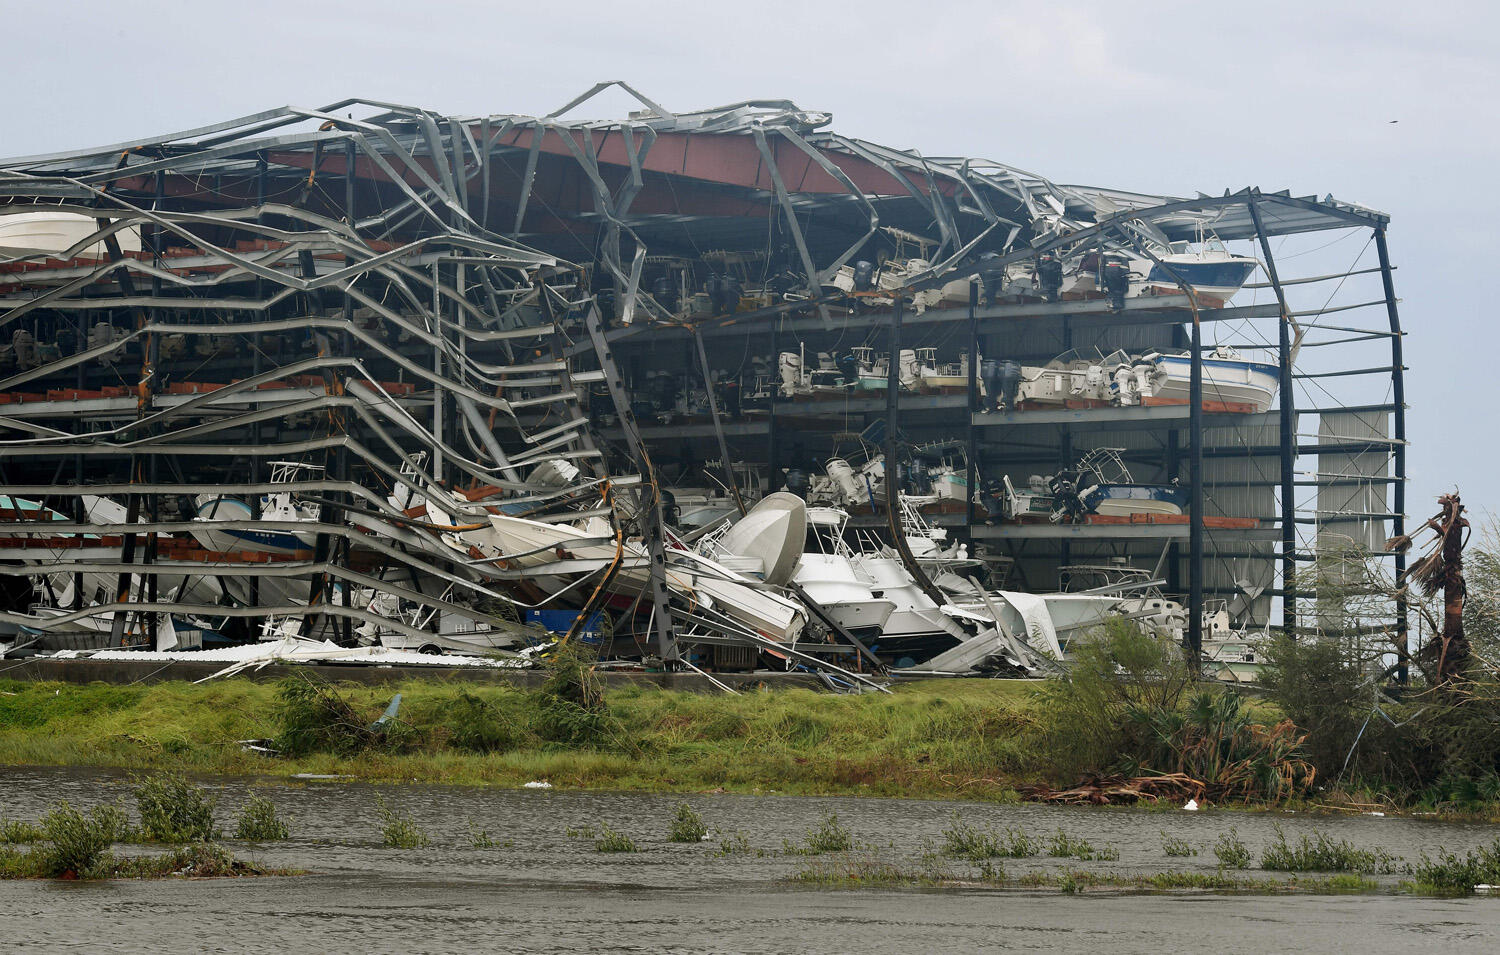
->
0, 677, 1046, 799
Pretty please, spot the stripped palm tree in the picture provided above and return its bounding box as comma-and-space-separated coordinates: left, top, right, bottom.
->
1387, 493, 1470, 686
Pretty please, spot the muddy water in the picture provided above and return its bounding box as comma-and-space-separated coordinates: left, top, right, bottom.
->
3, 766, 1500, 953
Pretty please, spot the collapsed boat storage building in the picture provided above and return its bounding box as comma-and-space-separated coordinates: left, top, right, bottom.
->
0, 84, 1409, 678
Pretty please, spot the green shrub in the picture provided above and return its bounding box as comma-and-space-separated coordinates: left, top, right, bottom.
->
273, 677, 378, 757
466, 821, 497, 848
939, 815, 1038, 860
35, 802, 117, 878
1407, 840, 1500, 895
1259, 825, 1399, 874
714, 830, 753, 856
234, 794, 289, 842
1129, 691, 1317, 803
446, 691, 519, 753
1047, 828, 1098, 860
594, 823, 638, 853
794, 812, 853, 855
668, 804, 707, 843
534, 646, 612, 746
1032, 619, 1196, 779
1160, 831, 1197, 857
135, 774, 218, 843
0, 819, 43, 844
1213, 828, 1252, 869
374, 796, 428, 849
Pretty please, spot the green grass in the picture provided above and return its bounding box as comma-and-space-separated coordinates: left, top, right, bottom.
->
0, 677, 1042, 798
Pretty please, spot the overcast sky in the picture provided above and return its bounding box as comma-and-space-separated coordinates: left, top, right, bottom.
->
5, 0, 1492, 526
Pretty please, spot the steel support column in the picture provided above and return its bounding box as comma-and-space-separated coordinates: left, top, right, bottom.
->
1248, 198, 1299, 638
581, 303, 678, 663
1375, 225, 1409, 683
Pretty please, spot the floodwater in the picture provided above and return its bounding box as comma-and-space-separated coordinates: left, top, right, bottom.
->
3, 767, 1500, 953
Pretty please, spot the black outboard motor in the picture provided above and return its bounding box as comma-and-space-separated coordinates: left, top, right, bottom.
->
720, 274, 742, 313
906, 460, 932, 495
978, 478, 1007, 523
1048, 471, 1085, 523
980, 359, 1001, 413
588, 384, 614, 424
997, 360, 1022, 412
976, 251, 1002, 304
835, 351, 860, 383
703, 273, 723, 313
1102, 256, 1131, 311
716, 377, 741, 418
660, 488, 680, 527
649, 372, 678, 414
595, 288, 617, 327
651, 275, 679, 315
851, 259, 876, 293
1036, 251, 1063, 303
783, 468, 810, 498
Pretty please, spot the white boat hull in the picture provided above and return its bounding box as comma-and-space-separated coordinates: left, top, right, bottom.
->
1152, 356, 1279, 412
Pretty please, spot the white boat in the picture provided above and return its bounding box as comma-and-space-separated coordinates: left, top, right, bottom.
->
1149, 347, 1280, 411
712, 491, 807, 586
0, 210, 143, 259
480, 513, 806, 641
190, 462, 322, 556
190, 496, 318, 556
1138, 245, 1259, 306
914, 348, 968, 392
848, 554, 970, 657
791, 552, 897, 639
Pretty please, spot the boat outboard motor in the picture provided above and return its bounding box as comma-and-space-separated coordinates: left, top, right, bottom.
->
651, 275, 679, 315
835, 351, 859, 383
1036, 252, 1063, 303
1102, 256, 1131, 310
720, 274, 742, 313
1048, 471, 1086, 523
897, 349, 921, 391
783, 468, 810, 499
851, 259, 876, 292
778, 351, 802, 397
649, 372, 679, 413
825, 457, 860, 505
11, 329, 36, 370
703, 274, 723, 313
589, 384, 614, 425
976, 252, 1003, 303
716, 377, 741, 418
906, 461, 933, 495
996, 360, 1022, 412
660, 488, 680, 527
979, 359, 1001, 412
1113, 364, 1139, 406
978, 478, 1007, 523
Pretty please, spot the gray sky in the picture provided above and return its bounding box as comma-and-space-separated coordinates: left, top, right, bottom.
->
6, 0, 1492, 523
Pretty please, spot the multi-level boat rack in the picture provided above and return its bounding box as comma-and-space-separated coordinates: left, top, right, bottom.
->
0, 85, 1408, 671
